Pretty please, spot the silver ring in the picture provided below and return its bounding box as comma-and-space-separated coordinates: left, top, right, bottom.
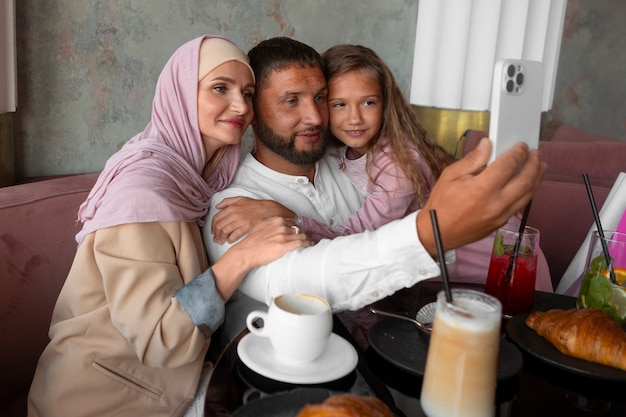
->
291, 225, 300, 234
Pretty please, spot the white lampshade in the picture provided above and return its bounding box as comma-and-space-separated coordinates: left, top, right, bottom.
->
410, 0, 567, 112
0, 0, 17, 114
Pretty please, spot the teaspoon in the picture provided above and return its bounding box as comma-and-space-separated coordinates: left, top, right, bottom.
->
370, 307, 432, 335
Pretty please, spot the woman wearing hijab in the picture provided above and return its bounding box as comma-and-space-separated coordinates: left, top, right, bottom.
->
26, 35, 311, 417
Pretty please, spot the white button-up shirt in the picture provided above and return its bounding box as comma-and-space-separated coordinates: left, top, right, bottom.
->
203, 151, 440, 311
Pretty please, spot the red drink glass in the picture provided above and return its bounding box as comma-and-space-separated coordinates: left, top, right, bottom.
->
484, 224, 539, 316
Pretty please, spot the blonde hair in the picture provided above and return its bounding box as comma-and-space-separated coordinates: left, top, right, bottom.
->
322, 44, 455, 206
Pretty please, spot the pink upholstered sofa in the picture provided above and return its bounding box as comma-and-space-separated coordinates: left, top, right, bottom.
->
0, 124, 623, 416
0, 173, 98, 417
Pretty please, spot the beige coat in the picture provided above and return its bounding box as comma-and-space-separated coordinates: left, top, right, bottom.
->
28, 222, 211, 417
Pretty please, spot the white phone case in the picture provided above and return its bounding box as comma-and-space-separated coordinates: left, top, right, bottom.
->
488, 59, 544, 164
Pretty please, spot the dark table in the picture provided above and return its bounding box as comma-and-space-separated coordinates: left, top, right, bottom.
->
365, 280, 626, 417
203, 279, 626, 416
203, 314, 406, 417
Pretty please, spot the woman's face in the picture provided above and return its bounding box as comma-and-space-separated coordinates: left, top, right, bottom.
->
198, 60, 255, 160
327, 69, 383, 158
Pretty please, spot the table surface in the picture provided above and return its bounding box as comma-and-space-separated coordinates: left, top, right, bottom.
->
205, 280, 626, 417
366, 280, 626, 417
204, 314, 404, 416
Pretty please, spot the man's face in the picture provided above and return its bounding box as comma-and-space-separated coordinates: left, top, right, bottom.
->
253, 65, 329, 166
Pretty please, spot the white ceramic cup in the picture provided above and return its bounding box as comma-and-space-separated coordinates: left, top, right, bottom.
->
246, 293, 333, 364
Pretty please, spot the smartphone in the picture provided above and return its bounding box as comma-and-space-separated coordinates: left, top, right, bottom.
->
488, 59, 544, 164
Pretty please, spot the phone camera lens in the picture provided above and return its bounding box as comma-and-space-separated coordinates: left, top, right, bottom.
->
516, 72, 524, 86
507, 64, 516, 77
506, 79, 515, 93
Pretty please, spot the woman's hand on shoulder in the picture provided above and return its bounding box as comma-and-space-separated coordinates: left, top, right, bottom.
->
211, 197, 296, 244
234, 216, 312, 268
213, 216, 313, 300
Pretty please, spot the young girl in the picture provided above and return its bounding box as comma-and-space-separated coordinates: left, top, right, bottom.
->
315, 46, 552, 291
300, 44, 455, 242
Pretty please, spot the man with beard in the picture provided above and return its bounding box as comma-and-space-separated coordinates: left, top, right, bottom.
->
202, 37, 544, 337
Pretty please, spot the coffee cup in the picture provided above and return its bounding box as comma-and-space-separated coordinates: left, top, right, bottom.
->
246, 293, 333, 364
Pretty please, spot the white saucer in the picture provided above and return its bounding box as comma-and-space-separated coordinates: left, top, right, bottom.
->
237, 332, 358, 384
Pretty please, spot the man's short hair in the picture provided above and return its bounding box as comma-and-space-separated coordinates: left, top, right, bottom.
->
248, 37, 323, 92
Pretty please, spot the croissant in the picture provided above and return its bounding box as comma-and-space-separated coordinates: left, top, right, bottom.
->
296, 394, 393, 417
525, 308, 626, 371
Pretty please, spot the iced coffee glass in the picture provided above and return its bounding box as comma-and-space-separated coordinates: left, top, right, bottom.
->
421, 289, 502, 417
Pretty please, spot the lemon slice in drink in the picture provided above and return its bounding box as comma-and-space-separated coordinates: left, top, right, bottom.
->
610, 286, 626, 322
597, 268, 626, 322
601, 267, 626, 285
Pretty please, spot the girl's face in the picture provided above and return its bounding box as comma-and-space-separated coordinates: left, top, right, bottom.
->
327, 69, 383, 158
198, 60, 255, 162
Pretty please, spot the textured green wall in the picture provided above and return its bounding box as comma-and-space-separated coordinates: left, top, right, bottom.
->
12, 0, 626, 177
544, 0, 626, 140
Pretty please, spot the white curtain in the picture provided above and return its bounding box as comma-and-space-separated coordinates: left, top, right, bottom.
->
0, 0, 17, 113
410, 0, 567, 112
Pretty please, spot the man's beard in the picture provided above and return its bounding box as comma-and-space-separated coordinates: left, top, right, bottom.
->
254, 117, 328, 166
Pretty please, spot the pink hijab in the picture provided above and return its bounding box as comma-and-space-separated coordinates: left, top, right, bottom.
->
76, 35, 251, 244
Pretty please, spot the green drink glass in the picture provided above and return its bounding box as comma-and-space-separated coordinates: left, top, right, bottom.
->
577, 230, 626, 323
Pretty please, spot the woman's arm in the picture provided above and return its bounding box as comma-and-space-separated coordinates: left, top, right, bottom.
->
211, 216, 311, 298
96, 219, 311, 369
95, 222, 211, 368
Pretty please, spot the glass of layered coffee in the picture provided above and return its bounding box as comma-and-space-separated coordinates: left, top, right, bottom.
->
420, 289, 502, 417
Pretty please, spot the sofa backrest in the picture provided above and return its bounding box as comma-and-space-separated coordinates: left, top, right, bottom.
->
462, 126, 624, 288
0, 173, 98, 414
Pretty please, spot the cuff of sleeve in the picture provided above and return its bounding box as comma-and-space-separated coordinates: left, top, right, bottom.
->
445, 249, 456, 264
175, 268, 225, 339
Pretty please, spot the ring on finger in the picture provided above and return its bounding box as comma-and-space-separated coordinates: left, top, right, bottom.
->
291, 225, 300, 234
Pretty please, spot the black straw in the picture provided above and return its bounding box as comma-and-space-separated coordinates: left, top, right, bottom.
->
430, 210, 453, 303
583, 174, 617, 284
504, 200, 533, 283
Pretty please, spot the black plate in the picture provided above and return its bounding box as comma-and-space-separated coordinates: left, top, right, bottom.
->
231, 387, 336, 417
506, 313, 626, 382
368, 316, 522, 380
